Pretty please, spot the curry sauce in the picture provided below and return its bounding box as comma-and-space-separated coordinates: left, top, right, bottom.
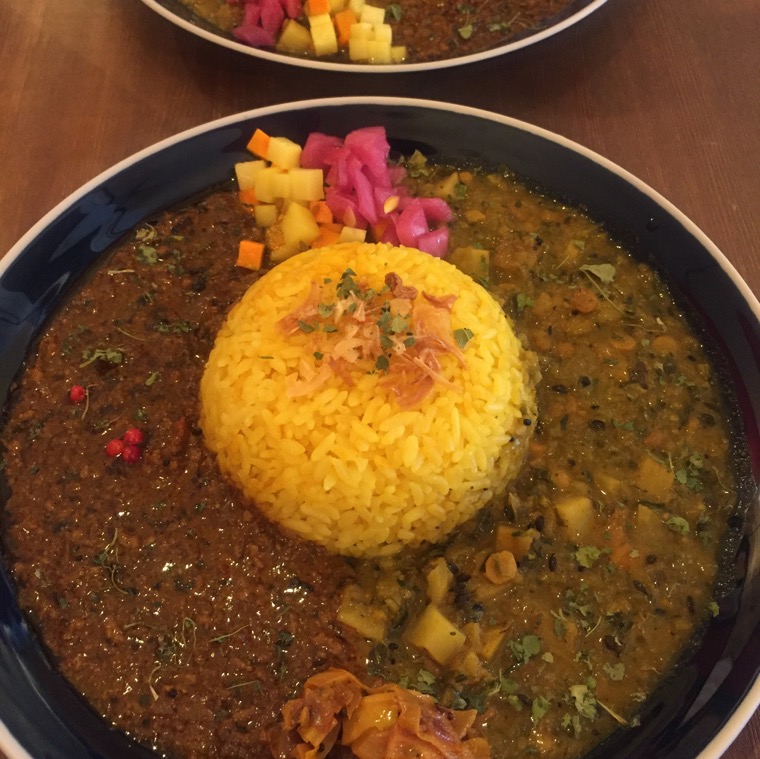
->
0, 161, 741, 759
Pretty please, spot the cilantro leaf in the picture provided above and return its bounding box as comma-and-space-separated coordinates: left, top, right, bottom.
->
574, 546, 602, 568
602, 662, 625, 681
665, 516, 689, 534
509, 634, 542, 664
532, 695, 551, 723
579, 263, 616, 283
454, 328, 474, 349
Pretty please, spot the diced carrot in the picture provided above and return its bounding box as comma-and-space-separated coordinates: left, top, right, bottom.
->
247, 129, 270, 159
237, 239, 265, 270
371, 219, 388, 241
307, 0, 330, 14
311, 224, 342, 248
333, 8, 357, 45
610, 542, 638, 571
605, 509, 641, 572
309, 200, 333, 224
238, 188, 258, 205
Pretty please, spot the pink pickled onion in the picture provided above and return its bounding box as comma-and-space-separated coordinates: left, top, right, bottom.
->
232, 0, 299, 49
302, 126, 453, 256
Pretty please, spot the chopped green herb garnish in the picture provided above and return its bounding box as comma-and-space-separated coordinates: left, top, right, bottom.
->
580, 263, 616, 284
665, 516, 690, 534
516, 293, 534, 313
80, 347, 124, 368
454, 327, 474, 349
389, 313, 409, 333
336, 268, 360, 298
603, 662, 625, 681
135, 225, 157, 242
508, 634, 542, 664
386, 2, 402, 20
137, 245, 159, 265
500, 674, 519, 694
569, 682, 598, 719
532, 695, 551, 723
574, 546, 602, 568
153, 320, 195, 334
415, 669, 437, 695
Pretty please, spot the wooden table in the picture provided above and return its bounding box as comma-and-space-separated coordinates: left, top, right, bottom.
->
0, 0, 758, 757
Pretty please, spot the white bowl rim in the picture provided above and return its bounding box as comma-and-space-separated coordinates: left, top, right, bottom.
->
138, 0, 610, 73
1, 95, 758, 759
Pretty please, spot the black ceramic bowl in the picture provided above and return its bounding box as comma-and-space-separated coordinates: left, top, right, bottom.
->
139, 0, 610, 72
1, 98, 758, 759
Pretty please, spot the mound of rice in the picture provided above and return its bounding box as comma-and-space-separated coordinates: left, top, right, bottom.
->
200, 242, 536, 557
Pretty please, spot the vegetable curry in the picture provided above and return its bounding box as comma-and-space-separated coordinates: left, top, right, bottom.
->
175, 0, 582, 64
0, 152, 741, 759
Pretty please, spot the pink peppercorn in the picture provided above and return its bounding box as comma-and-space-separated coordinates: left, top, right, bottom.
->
121, 444, 142, 464
105, 438, 125, 458
68, 385, 87, 404
123, 427, 145, 446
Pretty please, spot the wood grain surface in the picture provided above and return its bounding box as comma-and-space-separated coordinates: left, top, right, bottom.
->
0, 0, 758, 757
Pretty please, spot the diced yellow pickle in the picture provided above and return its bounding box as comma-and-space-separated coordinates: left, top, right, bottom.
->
271, 172, 292, 199
348, 0, 366, 16
360, 4, 385, 24
281, 202, 320, 248
373, 23, 392, 43
289, 168, 325, 201
276, 20, 313, 54
266, 136, 303, 170
254, 204, 278, 228
234, 160, 267, 191
366, 39, 391, 63
338, 226, 367, 243
390, 45, 407, 63
254, 166, 285, 203
309, 13, 339, 55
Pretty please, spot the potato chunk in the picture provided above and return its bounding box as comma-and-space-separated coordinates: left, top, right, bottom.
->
406, 604, 466, 664
555, 495, 595, 541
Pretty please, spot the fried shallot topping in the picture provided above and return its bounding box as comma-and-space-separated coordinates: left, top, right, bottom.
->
267, 668, 490, 759
278, 269, 472, 407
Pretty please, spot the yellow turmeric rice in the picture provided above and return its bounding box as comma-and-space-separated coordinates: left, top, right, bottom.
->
200, 242, 536, 557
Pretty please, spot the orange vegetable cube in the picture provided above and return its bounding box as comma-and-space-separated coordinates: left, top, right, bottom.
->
333, 8, 357, 45
307, 0, 331, 15
311, 224, 342, 248
371, 219, 389, 241
238, 188, 258, 205
236, 239, 265, 270
309, 200, 334, 224
247, 129, 270, 159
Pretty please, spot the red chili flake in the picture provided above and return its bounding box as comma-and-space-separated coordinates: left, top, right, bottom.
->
105, 438, 125, 458
123, 427, 145, 446
68, 385, 87, 404
121, 444, 142, 464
